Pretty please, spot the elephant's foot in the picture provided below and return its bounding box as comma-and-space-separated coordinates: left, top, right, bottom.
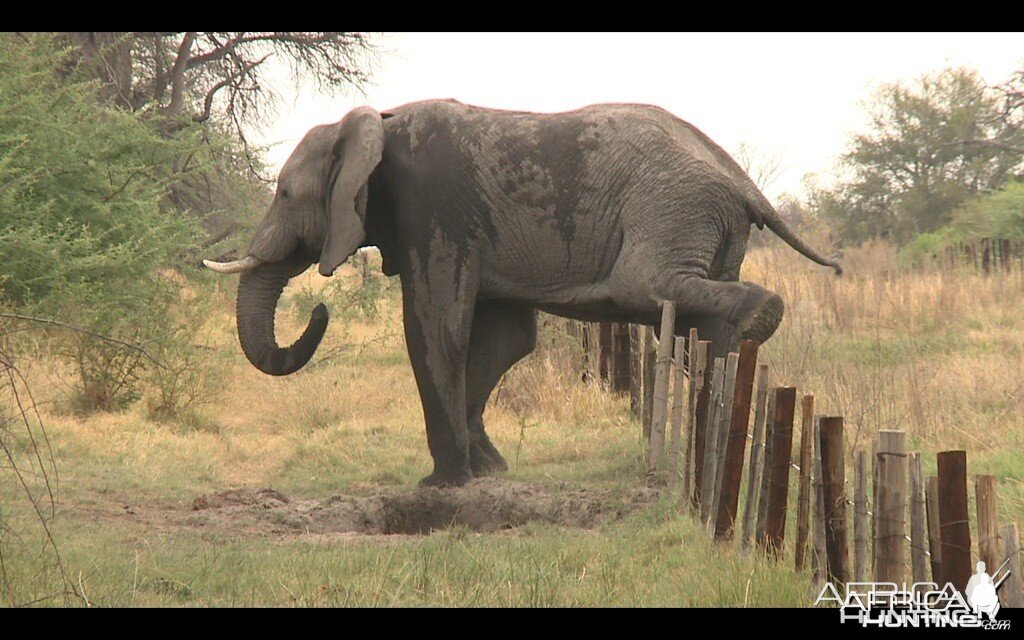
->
738, 292, 784, 344
419, 465, 473, 488
470, 438, 509, 477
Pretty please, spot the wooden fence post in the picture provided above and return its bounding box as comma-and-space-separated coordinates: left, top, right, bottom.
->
690, 340, 712, 510
937, 450, 971, 593
975, 475, 999, 572
683, 336, 707, 509
812, 417, 828, 585
611, 322, 632, 394
820, 416, 849, 585
699, 358, 725, 523
981, 237, 991, 275
873, 430, 907, 585
628, 325, 641, 419
646, 303, 676, 475
666, 336, 687, 493
641, 326, 657, 442
999, 523, 1024, 608
925, 476, 943, 584
715, 343, 759, 540
795, 394, 814, 571
909, 452, 928, 587
763, 387, 796, 557
710, 352, 740, 531
741, 365, 769, 548
755, 390, 777, 546
854, 450, 869, 582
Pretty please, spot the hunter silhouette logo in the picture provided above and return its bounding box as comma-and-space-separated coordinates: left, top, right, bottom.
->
966, 561, 1000, 620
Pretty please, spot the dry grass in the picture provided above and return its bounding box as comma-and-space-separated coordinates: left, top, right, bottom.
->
2, 242, 1023, 606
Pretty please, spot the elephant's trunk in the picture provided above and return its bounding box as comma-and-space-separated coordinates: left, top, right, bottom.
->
236, 262, 328, 376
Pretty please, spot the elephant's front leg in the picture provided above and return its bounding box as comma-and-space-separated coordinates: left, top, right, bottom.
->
400, 255, 480, 488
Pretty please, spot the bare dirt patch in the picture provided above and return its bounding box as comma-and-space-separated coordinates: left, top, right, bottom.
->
182, 478, 656, 537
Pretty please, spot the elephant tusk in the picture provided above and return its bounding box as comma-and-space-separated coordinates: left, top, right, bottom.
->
203, 255, 263, 274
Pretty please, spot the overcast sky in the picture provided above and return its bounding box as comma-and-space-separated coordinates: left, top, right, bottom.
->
257, 32, 1023, 200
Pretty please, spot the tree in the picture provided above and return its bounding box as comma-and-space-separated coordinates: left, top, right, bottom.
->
53, 32, 377, 257
62, 33, 375, 130
815, 68, 1024, 245
734, 141, 785, 192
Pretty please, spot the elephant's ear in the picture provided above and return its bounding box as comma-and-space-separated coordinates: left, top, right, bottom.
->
319, 107, 384, 277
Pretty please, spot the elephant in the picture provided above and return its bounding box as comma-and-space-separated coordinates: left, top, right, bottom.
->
204, 100, 842, 487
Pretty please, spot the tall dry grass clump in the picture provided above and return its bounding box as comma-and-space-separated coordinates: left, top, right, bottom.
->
745, 239, 1024, 453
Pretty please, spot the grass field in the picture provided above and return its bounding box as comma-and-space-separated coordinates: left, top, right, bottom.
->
2, 240, 1023, 606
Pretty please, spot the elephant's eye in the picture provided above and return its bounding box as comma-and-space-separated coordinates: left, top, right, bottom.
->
279, 188, 290, 201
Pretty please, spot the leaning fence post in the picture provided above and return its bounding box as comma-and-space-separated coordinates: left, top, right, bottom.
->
909, 452, 928, 587
646, 302, 676, 476
925, 476, 943, 585
975, 475, 999, 572
666, 336, 687, 494
699, 358, 725, 523
741, 364, 769, 548
795, 394, 814, 571
873, 430, 906, 585
999, 522, 1024, 608
937, 450, 971, 593
763, 387, 796, 557
715, 344, 757, 540
820, 416, 849, 585
854, 450, 869, 582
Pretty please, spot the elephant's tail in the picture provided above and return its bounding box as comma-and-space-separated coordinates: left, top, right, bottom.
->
746, 195, 843, 276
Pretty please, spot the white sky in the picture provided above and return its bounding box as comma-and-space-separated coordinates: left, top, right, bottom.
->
257, 32, 1023, 200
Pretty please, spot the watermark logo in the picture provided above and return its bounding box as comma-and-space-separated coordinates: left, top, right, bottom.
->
815, 559, 1012, 630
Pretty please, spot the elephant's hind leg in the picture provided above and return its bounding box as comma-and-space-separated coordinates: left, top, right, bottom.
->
465, 301, 538, 477
650, 273, 784, 355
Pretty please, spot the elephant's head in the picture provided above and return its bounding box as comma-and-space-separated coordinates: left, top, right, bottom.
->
203, 107, 384, 376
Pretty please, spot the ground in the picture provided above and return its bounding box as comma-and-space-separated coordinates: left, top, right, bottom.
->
2, 239, 1022, 606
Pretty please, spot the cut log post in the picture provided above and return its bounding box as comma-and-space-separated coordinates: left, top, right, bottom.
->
690, 340, 712, 510
710, 352, 739, 533
999, 522, 1024, 608
925, 476, 943, 584
795, 394, 814, 571
873, 430, 907, 585
755, 390, 777, 546
682, 335, 707, 509
975, 475, 999, 572
812, 417, 828, 586
699, 357, 725, 524
714, 340, 759, 541
641, 326, 656, 442
937, 450, 971, 593
646, 302, 676, 476
820, 416, 849, 585
666, 336, 687, 493
763, 387, 796, 557
628, 325, 641, 419
909, 452, 928, 587
741, 364, 769, 548
854, 450, 869, 582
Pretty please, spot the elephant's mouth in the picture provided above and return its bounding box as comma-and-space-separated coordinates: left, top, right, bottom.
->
234, 251, 328, 376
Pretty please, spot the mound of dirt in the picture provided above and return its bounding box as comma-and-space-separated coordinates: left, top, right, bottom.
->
186, 478, 656, 537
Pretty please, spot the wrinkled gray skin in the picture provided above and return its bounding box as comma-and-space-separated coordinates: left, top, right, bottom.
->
207, 100, 842, 487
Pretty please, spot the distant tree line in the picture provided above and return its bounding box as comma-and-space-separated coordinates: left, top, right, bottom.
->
798, 67, 1024, 250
